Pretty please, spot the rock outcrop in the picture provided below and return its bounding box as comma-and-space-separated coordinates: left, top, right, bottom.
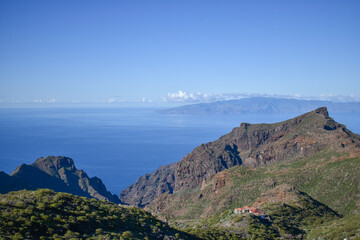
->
120, 107, 360, 206
0, 156, 120, 204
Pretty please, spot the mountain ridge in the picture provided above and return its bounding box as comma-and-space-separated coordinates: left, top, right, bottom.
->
0, 156, 120, 203
120, 107, 360, 212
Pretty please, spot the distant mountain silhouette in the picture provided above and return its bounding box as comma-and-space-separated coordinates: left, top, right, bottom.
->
159, 97, 360, 114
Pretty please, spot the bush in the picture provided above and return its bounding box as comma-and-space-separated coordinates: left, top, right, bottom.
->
122, 231, 133, 238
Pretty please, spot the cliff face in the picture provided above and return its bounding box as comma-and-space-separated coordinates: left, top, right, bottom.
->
120, 107, 360, 207
1, 156, 120, 204
119, 163, 176, 207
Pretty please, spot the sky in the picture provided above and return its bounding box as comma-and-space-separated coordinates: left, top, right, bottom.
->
0, 0, 359, 104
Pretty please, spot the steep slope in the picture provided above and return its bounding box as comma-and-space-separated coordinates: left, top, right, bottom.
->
0, 189, 198, 240
121, 163, 176, 207
146, 147, 360, 221
120, 107, 360, 207
0, 156, 120, 203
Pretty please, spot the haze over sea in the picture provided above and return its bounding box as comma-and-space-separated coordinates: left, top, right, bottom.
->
1, 106, 359, 195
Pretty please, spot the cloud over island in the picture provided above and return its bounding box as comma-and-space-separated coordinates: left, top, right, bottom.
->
160, 91, 360, 103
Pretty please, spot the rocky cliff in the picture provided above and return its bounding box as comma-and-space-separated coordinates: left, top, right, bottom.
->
120, 107, 360, 207
0, 156, 120, 204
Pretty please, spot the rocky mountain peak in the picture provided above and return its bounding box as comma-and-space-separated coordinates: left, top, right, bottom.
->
3, 156, 120, 204
120, 108, 360, 207
239, 122, 251, 129
33, 156, 75, 172
314, 106, 329, 117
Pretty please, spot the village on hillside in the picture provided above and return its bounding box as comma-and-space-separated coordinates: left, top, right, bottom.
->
234, 206, 267, 219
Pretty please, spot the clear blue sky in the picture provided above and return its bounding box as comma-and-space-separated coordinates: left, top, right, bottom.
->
1, 0, 359, 103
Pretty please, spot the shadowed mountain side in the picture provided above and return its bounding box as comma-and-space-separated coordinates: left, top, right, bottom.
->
119, 163, 176, 207
159, 97, 360, 115
0, 156, 120, 204
120, 107, 360, 207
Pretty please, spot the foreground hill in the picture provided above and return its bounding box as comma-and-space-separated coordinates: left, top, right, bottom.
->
174, 184, 343, 239
0, 189, 198, 240
159, 97, 360, 115
0, 156, 120, 203
120, 107, 360, 208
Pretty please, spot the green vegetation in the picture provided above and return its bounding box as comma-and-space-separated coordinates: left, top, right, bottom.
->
155, 149, 360, 221
245, 196, 340, 239
145, 148, 359, 239
306, 214, 360, 240
266, 197, 340, 232
3, 109, 359, 239
183, 226, 245, 240
172, 194, 342, 240
227, 151, 360, 217
0, 189, 198, 239
169, 210, 248, 240
246, 215, 279, 240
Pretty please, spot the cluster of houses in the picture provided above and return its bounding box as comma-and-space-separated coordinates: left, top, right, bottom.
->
234, 206, 265, 217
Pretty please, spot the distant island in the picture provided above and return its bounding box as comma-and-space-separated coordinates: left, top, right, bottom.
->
158, 97, 360, 115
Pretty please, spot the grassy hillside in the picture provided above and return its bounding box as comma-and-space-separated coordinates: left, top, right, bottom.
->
306, 214, 360, 240
147, 149, 360, 221
143, 148, 360, 239
169, 184, 342, 239
0, 189, 198, 240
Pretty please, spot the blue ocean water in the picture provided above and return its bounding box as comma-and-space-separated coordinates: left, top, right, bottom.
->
0, 107, 359, 195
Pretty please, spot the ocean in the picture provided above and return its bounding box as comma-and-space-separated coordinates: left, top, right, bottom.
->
0, 106, 359, 195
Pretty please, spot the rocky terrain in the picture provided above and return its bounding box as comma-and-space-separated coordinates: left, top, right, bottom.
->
1, 107, 360, 239
0, 156, 120, 203
120, 107, 360, 208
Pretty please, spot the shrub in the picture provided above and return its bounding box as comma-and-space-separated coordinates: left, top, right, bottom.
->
122, 231, 133, 238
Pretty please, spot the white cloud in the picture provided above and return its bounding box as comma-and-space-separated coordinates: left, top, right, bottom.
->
141, 97, 152, 103
32, 98, 56, 103
164, 90, 199, 102
99, 97, 125, 103
162, 91, 282, 103
294, 94, 302, 99
318, 94, 360, 102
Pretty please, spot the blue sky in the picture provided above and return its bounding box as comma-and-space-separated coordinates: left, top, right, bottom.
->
0, 0, 359, 103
